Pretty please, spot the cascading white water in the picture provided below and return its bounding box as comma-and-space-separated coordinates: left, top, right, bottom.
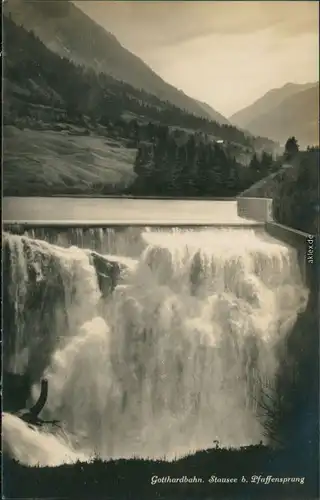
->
2, 228, 309, 467
4, 233, 101, 375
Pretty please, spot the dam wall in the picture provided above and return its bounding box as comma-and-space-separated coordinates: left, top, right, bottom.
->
4, 196, 316, 290
265, 221, 316, 290
236, 196, 316, 289
237, 196, 273, 222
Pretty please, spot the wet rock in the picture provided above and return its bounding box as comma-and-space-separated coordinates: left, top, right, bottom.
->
90, 251, 125, 298
2, 371, 32, 412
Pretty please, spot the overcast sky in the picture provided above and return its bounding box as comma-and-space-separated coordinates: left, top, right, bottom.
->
75, 1, 319, 116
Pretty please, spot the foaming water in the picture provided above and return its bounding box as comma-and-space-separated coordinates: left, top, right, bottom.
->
4, 233, 101, 375
2, 413, 89, 467
3, 228, 308, 466
18, 227, 147, 257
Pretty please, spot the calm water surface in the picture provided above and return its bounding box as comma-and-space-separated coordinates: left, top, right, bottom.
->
3, 197, 261, 225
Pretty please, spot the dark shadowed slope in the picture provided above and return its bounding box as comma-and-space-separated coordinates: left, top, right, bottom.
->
5, 0, 228, 124
230, 82, 319, 147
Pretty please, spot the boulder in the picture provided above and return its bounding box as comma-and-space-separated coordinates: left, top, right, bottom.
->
90, 251, 125, 298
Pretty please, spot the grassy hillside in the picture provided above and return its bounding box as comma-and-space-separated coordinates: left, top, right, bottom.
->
3, 125, 137, 196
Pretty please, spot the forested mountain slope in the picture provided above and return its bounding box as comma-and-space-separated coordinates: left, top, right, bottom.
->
5, 0, 229, 124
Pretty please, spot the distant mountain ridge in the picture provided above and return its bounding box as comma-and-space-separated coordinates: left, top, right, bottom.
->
5, 0, 229, 125
230, 82, 319, 147
230, 82, 317, 126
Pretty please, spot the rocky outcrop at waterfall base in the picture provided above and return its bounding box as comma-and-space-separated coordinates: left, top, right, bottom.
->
3, 374, 61, 435
15, 379, 48, 423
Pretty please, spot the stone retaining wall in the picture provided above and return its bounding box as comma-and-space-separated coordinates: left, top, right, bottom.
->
265, 220, 316, 290
237, 197, 273, 222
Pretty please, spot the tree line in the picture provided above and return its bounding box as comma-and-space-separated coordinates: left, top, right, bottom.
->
125, 123, 277, 197
273, 139, 318, 234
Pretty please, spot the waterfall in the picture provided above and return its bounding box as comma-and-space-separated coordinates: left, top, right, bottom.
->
2, 227, 309, 466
